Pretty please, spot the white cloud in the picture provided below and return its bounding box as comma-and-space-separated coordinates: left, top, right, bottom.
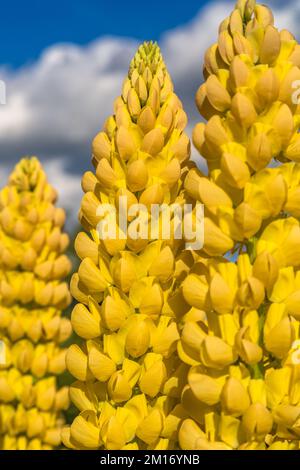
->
0, 0, 299, 228
0, 93, 30, 136
0, 38, 137, 145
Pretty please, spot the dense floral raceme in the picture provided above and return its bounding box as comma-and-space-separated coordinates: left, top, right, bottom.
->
178, 0, 300, 450
0, 157, 72, 450
63, 42, 195, 450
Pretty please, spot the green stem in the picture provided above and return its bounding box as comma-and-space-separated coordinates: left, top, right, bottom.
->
250, 363, 264, 379
246, 236, 257, 264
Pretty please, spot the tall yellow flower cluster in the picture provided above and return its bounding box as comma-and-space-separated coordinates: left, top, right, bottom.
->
63, 42, 193, 450
178, 0, 300, 450
0, 157, 72, 450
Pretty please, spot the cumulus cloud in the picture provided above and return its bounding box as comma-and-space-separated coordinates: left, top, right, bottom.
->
0, 38, 137, 167
0, 0, 300, 227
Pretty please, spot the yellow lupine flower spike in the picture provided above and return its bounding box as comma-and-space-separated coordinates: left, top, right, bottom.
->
195, 0, 300, 178
179, 0, 300, 451
0, 157, 72, 450
64, 42, 193, 450
184, 0, 300, 257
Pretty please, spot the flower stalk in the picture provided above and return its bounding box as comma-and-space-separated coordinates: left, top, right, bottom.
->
0, 157, 72, 450
63, 42, 193, 450
179, 0, 300, 450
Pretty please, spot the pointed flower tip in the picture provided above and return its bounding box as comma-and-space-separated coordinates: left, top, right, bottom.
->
9, 156, 43, 192
129, 41, 164, 77
235, 0, 256, 18
138, 41, 160, 58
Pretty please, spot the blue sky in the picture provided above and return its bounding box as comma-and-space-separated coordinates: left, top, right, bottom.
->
1, 0, 210, 67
